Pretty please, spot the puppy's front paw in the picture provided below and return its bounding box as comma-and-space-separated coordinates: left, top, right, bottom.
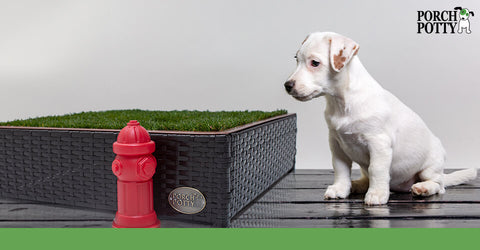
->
324, 184, 351, 199
364, 188, 389, 205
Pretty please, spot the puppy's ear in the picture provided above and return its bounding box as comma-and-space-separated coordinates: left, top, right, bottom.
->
301, 34, 310, 45
329, 34, 360, 72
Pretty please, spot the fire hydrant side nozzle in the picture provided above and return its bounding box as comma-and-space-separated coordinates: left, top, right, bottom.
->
112, 120, 160, 228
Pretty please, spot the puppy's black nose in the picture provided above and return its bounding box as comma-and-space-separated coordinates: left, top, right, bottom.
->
284, 80, 295, 93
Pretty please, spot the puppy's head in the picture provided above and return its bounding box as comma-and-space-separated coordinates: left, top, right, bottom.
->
284, 32, 359, 101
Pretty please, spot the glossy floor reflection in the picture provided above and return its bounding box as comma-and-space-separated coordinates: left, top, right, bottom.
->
230, 169, 480, 228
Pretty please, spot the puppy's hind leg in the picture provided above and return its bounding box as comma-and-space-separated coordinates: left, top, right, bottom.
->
411, 163, 445, 196
351, 168, 369, 194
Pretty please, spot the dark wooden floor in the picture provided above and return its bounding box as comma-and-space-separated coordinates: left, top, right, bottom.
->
1, 169, 479, 228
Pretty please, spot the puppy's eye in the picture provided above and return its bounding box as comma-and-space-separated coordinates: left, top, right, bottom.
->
311, 60, 320, 67
294, 55, 298, 59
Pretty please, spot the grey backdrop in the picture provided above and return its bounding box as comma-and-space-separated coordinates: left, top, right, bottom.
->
1, 0, 479, 169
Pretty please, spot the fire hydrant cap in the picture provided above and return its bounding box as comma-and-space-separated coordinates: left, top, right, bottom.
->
113, 120, 155, 155
117, 120, 151, 144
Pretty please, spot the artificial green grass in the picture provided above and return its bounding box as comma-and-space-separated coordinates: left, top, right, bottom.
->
0, 110, 288, 132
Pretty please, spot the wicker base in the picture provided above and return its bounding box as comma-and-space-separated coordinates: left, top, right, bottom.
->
0, 114, 296, 227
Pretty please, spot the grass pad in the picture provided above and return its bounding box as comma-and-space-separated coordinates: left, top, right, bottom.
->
0, 109, 288, 132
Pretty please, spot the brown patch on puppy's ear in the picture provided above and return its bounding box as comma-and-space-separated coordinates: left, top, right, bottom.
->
333, 50, 347, 71
329, 34, 360, 72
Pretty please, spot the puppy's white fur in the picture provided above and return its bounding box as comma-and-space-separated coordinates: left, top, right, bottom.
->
285, 32, 477, 205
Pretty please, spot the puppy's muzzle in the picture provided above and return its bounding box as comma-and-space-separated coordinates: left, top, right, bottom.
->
284, 80, 295, 93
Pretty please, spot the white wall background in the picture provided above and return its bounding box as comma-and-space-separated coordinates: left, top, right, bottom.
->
1, 0, 479, 169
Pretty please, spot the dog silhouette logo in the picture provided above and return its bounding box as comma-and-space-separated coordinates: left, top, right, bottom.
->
454, 6, 474, 34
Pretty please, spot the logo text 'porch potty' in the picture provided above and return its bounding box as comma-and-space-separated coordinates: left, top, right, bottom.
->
417, 6, 474, 34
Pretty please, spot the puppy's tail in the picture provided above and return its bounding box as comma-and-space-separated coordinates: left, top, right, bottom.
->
443, 168, 477, 187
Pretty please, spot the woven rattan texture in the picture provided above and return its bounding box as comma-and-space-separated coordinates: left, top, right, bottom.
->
0, 129, 117, 210
0, 114, 297, 227
151, 133, 232, 226
229, 116, 296, 219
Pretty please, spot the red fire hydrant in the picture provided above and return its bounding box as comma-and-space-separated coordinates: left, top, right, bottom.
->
111, 120, 160, 228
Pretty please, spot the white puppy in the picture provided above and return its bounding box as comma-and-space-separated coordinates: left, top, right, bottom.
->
285, 32, 477, 205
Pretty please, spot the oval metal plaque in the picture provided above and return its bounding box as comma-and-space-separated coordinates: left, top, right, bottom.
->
168, 187, 206, 214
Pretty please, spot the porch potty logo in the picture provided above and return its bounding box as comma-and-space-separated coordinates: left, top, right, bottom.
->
417, 6, 475, 34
